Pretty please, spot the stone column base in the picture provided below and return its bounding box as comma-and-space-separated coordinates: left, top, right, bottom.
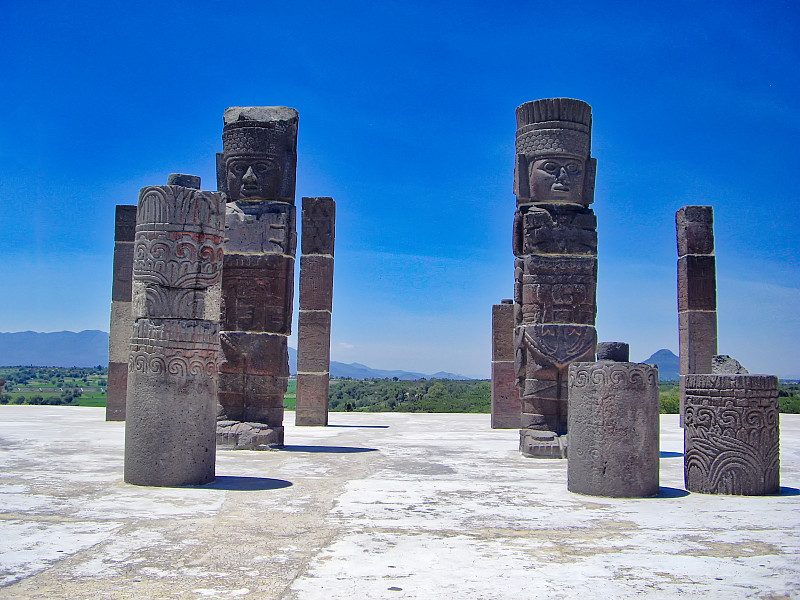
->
216, 421, 284, 450
520, 429, 567, 459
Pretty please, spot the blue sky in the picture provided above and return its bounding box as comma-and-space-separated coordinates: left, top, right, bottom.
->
1, 0, 798, 378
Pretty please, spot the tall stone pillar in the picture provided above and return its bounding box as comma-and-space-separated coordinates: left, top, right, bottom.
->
296, 197, 336, 426
491, 299, 521, 428
676, 206, 717, 422
124, 176, 224, 487
106, 205, 137, 421
216, 107, 298, 449
684, 374, 780, 495
512, 98, 598, 457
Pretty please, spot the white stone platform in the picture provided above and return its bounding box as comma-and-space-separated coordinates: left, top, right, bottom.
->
1, 406, 798, 599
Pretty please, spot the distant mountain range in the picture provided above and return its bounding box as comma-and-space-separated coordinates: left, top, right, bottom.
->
642, 348, 679, 381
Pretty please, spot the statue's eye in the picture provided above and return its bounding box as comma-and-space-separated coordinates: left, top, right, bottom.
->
231, 164, 246, 175
254, 162, 273, 174
542, 162, 558, 173
566, 163, 580, 174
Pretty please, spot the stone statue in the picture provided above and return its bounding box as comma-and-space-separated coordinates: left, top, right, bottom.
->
216, 107, 298, 449
512, 98, 598, 458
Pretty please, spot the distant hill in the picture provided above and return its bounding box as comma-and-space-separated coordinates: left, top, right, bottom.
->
643, 349, 680, 381
0, 330, 108, 367
288, 346, 471, 380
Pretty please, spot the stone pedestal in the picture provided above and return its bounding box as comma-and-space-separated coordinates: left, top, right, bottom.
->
216, 107, 299, 449
684, 374, 780, 495
676, 206, 717, 424
296, 197, 335, 426
512, 99, 598, 456
567, 362, 660, 497
491, 300, 521, 428
124, 179, 224, 487
106, 205, 137, 421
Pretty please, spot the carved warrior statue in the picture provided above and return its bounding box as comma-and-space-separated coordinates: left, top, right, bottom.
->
216, 107, 298, 449
124, 175, 224, 486
512, 98, 598, 451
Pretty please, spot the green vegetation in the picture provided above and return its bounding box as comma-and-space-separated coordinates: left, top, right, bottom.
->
327, 378, 490, 413
284, 378, 297, 410
659, 382, 681, 414
779, 383, 800, 414
0, 366, 107, 407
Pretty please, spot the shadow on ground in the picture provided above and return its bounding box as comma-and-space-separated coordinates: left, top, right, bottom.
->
779, 487, 800, 496
280, 445, 378, 454
327, 424, 390, 429
201, 476, 293, 491
657, 487, 691, 498
660, 451, 683, 458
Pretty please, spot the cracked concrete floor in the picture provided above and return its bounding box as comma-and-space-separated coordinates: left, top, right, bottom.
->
0, 406, 798, 599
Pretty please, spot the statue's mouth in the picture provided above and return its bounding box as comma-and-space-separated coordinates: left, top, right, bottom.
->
552, 184, 570, 192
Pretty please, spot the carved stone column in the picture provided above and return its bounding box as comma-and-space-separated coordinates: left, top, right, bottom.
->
491, 299, 521, 428
512, 98, 598, 457
216, 107, 298, 449
684, 374, 780, 495
567, 361, 660, 497
296, 197, 336, 426
124, 176, 224, 487
106, 205, 137, 421
676, 206, 717, 423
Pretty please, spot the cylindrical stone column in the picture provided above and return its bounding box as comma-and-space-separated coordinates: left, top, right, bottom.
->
124, 177, 224, 487
491, 299, 521, 428
567, 361, 660, 497
296, 196, 336, 426
684, 374, 780, 495
106, 204, 137, 421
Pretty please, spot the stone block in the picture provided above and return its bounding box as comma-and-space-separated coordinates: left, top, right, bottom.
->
517, 323, 596, 370
515, 204, 597, 256
678, 255, 717, 312
167, 173, 201, 188
712, 355, 749, 374
684, 374, 780, 495
216, 421, 284, 450
676, 206, 714, 256
296, 373, 330, 426
297, 311, 332, 373
519, 254, 596, 325
219, 332, 288, 376
491, 303, 515, 361
491, 361, 520, 428
111, 242, 135, 302
299, 255, 334, 311
115, 205, 137, 242
105, 361, 128, 421
678, 310, 717, 374
596, 342, 629, 362
221, 253, 294, 334
301, 197, 336, 255
567, 362, 660, 497
224, 202, 296, 255
108, 301, 134, 363
520, 429, 567, 459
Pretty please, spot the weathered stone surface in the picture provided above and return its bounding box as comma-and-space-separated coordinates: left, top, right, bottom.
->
678, 310, 717, 375
166, 173, 201, 188
492, 302, 515, 361
520, 429, 567, 458
124, 182, 224, 487
297, 311, 332, 373
518, 254, 597, 325
111, 241, 135, 302
301, 197, 336, 255
712, 354, 749, 374
296, 373, 330, 426
514, 204, 597, 256
216, 420, 283, 450
684, 374, 780, 495
114, 204, 138, 242
677, 255, 717, 311
568, 362, 660, 497
299, 255, 334, 311
221, 253, 294, 334
676, 205, 714, 256
105, 362, 128, 421
491, 361, 520, 429
596, 342, 629, 362
219, 332, 288, 376
224, 201, 296, 255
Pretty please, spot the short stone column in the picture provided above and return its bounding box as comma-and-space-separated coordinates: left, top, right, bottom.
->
491, 300, 521, 428
124, 176, 224, 487
106, 205, 137, 421
676, 206, 717, 423
296, 197, 336, 426
567, 361, 660, 497
684, 374, 780, 495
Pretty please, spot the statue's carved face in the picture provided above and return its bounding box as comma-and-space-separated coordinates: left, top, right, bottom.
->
225, 155, 280, 201
529, 157, 584, 203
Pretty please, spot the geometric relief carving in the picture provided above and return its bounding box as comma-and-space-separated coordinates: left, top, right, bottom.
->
684, 374, 780, 495
221, 254, 294, 334
520, 324, 597, 370
224, 201, 296, 255
301, 197, 336, 255
128, 319, 219, 377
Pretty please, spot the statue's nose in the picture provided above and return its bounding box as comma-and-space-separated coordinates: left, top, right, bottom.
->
557, 167, 569, 183
242, 165, 258, 183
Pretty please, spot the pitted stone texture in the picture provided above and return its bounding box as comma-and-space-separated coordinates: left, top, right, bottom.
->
219, 332, 288, 376
299, 255, 334, 311
297, 311, 332, 373
491, 361, 521, 429
596, 342, 629, 362
105, 362, 128, 421
166, 173, 201, 188
520, 429, 567, 459
492, 303, 515, 362
216, 420, 284, 450
676, 205, 714, 256
114, 204, 138, 242
679, 310, 717, 375
517, 254, 597, 325
224, 201, 296, 255
712, 354, 749, 374
678, 255, 717, 311
296, 373, 330, 426
567, 362, 660, 497
513, 204, 597, 256
301, 197, 336, 255
111, 241, 135, 302
684, 374, 780, 495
